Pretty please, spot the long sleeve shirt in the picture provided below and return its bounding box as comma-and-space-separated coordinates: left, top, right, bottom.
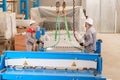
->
26, 28, 36, 45
83, 27, 96, 53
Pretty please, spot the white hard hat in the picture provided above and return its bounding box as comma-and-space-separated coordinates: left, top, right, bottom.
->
85, 18, 93, 26
30, 20, 36, 25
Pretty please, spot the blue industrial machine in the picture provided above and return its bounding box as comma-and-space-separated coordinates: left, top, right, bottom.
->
20, 0, 41, 19
0, 1, 106, 80
36, 27, 45, 51
32, 0, 40, 7
35, 27, 102, 54
0, 51, 106, 80
94, 40, 102, 54
0, 0, 7, 11
20, 0, 29, 19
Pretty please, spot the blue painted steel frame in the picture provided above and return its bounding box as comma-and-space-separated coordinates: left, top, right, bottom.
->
1, 72, 106, 80
20, 0, 29, 19
33, 0, 40, 7
36, 28, 45, 51
19, 0, 41, 19
94, 41, 102, 54
0, 51, 106, 80
1, 51, 102, 73
0, 0, 7, 11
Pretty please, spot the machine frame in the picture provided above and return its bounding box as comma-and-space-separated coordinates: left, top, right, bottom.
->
0, 51, 106, 80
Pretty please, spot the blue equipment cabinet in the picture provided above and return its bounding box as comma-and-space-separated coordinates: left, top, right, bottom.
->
0, 51, 106, 80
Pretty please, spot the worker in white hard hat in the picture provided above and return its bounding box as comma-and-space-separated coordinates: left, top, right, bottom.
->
26, 20, 36, 51
80, 18, 96, 53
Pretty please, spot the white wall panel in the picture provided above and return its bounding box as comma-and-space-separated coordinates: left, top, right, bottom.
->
116, 0, 120, 33
86, 0, 117, 33
100, 0, 116, 33
86, 0, 100, 32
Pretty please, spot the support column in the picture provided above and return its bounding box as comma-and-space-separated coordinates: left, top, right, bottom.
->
20, 0, 29, 19
0, 0, 7, 12
32, 0, 40, 7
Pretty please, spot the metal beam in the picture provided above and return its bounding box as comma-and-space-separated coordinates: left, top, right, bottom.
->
20, 0, 29, 19
0, 0, 7, 12
32, 0, 40, 7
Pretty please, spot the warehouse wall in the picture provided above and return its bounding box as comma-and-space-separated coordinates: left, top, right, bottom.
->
116, 0, 120, 33
82, 0, 86, 9
100, 0, 116, 33
86, 0, 100, 32
86, 0, 120, 33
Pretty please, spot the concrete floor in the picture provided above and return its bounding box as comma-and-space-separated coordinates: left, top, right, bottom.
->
97, 34, 120, 80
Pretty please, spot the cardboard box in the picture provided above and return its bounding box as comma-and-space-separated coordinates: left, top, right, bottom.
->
15, 45, 26, 51
17, 28, 27, 33
14, 34, 26, 51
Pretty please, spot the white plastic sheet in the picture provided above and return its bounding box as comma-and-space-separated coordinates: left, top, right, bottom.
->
31, 6, 86, 32
0, 12, 16, 39
86, 0, 119, 33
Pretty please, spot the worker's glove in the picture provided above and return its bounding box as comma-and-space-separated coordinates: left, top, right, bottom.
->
40, 41, 44, 44
36, 41, 40, 44
97, 39, 103, 43
80, 43, 84, 46
78, 39, 82, 44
